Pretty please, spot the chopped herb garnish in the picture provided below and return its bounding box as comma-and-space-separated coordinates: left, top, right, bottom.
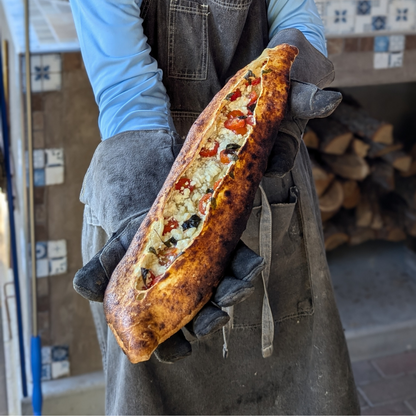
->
248, 103, 256, 113
164, 237, 178, 248
225, 92, 234, 100
228, 153, 238, 162
261, 69, 272, 74
182, 214, 202, 230
226, 143, 241, 151
244, 70, 255, 80
211, 197, 217, 210
148, 247, 157, 256
206, 188, 214, 194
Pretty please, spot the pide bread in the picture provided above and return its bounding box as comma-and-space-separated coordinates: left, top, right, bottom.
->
104, 44, 298, 363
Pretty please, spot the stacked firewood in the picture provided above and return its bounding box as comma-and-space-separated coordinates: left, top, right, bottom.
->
305, 99, 416, 251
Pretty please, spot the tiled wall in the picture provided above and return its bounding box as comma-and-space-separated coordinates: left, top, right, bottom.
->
317, 0, 416, 36
29, 51, 102, 377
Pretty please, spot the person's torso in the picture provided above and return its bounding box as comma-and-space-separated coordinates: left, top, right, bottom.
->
141, 0, 269, 136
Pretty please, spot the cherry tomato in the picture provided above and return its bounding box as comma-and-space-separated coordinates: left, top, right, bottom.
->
163, 218, 179, 236
220, 150, 232, 164
199, 193, 212, 215
224, 117, 246, 131
233, 126, 248, 135
213, 179, 222, 190
227, 110, 245, 119
147, 273, 163, 289
246, 115, 255, 126
251, 77, 261, 86
247, 91, 258, 106
175, 177, 195, 194
229, 89, 241, 101
200, 140, 219, 157
158, 247, 179, 267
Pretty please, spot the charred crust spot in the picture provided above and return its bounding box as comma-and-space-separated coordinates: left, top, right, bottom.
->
224, 190, 231, 198
159, 322, 165, 330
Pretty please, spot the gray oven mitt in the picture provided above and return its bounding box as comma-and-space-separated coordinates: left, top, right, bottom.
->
265, 28, 342, 177
74, 129, 265, 363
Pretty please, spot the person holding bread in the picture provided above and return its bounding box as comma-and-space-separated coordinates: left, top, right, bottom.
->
70, 0, 360, 414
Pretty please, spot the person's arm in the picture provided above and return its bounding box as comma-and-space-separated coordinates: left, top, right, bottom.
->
267, 0, 327, 56
69, 0, 173, 140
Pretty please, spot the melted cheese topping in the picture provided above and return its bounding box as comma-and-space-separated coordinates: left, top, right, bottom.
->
137, 64, 265, 290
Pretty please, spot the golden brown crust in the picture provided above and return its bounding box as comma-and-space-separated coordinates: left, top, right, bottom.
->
103, 44, 299, 363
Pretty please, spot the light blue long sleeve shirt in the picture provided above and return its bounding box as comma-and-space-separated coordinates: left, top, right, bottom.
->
69, 0, 326, 140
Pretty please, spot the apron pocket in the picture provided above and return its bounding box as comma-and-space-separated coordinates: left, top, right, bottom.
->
168, 0, 209, 80
235, 186, 314, 327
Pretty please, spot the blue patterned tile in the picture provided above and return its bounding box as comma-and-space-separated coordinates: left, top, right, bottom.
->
389, 51, 404, 67
34, 168, 46, 187
357, 0, 372, 15
372, 15, 387, 30
374, 35, 390, 51
52, 345, 69, 362
36, 242, 48, 259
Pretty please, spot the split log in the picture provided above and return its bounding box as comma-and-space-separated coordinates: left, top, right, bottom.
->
341, 180, 361, 209
330, 102, 394, 145
308, 118, 353, 155
376, 227, 406, 242
381, 150, 412, 172
400, 160, 416, 177
369, 161, 395, 191
303, 127, 319, 149
321, 153, 370, 181
323, 222, 349, 251
350, 138, 370, 158
310, 157, 334, 197
380, 192, 416, 237
319, 180, 344, 222
367, 142, 403, 158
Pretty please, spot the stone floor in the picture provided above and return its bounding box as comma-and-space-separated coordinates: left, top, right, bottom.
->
353, 350, 416, 415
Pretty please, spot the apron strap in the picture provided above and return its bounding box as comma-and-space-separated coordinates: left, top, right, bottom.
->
259, 184, 274, 358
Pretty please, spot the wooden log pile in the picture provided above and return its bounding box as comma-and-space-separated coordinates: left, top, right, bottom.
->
304, 100, 416, 251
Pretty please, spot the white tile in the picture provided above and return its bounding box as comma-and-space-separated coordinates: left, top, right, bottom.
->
29, 54, 42, 74
33, 149, 45, 169
47, 240, 67, 259
326, 1, 355, 34
49, 257, 67, 275
387, 0, 416, 31
355, 15, 372, 33
41, 364, 52, 381
315, 1, 327, 17
41, 53, 61, 73
45, 148, 64, 167
389, 51, 404, 67
36, 258, 49, 278
36, 242, 48, 259
374, 52, 389, 69
31, 73, 43, 93
42, 72, 62, 92
389, 35, 406, 52
51, 360, 70, 379
45, 166, 64, 185
371, 0, 389, 15
41, 346, 52, 364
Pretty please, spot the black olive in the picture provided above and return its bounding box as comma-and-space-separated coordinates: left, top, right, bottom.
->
226, 143, 241, 151
164, 237, 178, 248
206, 188, 214, 194
148, 247, 157, 256
237, 115, 247, 120
247, 103, 256, 113
244, 70, 255, 80
182, 214, 202, 230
